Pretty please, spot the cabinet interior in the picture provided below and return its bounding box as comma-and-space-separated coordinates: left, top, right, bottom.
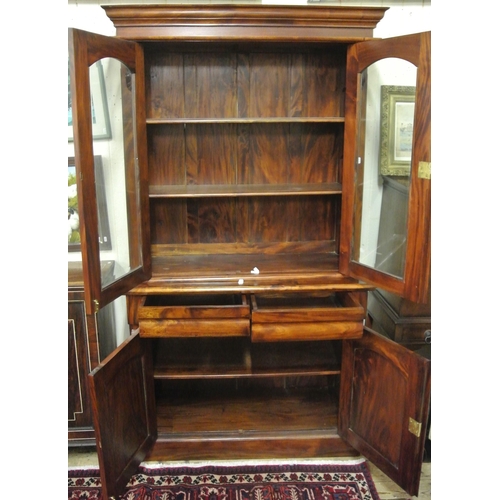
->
135, 41, 358, 453
145, 43, 346, 282
152, 337, 341, 442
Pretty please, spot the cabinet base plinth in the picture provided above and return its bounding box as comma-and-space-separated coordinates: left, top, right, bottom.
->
147, 431, 357, 461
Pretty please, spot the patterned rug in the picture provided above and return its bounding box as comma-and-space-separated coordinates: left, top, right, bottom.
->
68, 460, 380, 500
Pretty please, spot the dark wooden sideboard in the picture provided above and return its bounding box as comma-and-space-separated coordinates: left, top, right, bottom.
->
68, 262, 115, 445
68, 6, 431, 498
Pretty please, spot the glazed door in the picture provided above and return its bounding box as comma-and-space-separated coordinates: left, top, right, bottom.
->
340, 32, 431, 304
339, 328, 430, 497
88, 331, 157, 500
69, 28, 151, 315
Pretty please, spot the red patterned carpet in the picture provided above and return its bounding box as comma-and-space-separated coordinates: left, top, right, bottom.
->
68, 461, 380, 500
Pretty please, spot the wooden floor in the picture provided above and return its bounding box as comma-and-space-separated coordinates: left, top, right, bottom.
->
68, 447, 430, 499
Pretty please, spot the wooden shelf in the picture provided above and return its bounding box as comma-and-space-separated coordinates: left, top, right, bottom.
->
149, 183, 342, 198
126, 251, 374, 294
147, 117, 345, 125
153, 337, 340, 379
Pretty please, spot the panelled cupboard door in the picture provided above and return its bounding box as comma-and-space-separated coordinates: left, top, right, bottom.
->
69, 28, 151, 315
88, 331, 157, 500
339, 328, 430, 497
340, 32, 431, 304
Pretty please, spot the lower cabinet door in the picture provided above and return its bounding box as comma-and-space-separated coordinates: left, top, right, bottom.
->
339, 327, 430, 497
88, 331, 157, 500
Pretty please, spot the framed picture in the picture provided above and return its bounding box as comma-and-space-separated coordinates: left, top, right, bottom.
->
379, 85, 415, 176
68, 156, 112, 252
68, 60, 112, 142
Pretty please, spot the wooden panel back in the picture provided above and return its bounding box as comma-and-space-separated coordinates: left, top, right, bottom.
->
146, 47, 345, 120
150, 195, 339, 247
148, 123, 341, 186
145, 45, 345, 256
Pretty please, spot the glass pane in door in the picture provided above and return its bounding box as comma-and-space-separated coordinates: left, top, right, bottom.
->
351, 58, 417, 280
90, 57, 143, 289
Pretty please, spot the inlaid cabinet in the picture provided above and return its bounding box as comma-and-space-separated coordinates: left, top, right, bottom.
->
68, 263, 116, 445
68, 292, 95, 444
68, 5, 430, 499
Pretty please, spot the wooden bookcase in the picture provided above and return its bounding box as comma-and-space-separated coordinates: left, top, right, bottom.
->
68, 6, 431, 498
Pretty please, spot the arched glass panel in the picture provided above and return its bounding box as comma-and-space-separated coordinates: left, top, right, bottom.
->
351, 58, 417, 280
89, 57, 143, 289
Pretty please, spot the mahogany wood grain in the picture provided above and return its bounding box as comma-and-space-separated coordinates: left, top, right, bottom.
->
127, 252, 374, 296
139, 319, 250, 338
150, 196, 338, 246
146, 51, 184, 119
339, 328, 430, 497
104, 4, 387, 42
339, 32, 430, 303
251, 322, 362, 342
154, 380, 338, 434
149, 183, 343, 198
403, 32, 431, 303
129, 258, 370, 298
148, 252, 348, 280
69, 29, 151, 314
89, 333, 157, 500
148, 377, 357, 460
152, 338, 341, 379
127, 295, 147, 328
151, 240, 337, 256
146, 48, 346, 120
139, 294, 249, 319
148, 432, 357, 461
148, 125, 342, 186
74, 6, 431, 497
144, 42, 346, 266
148, 118, 345, 125
250, 292, 364, 341
251, 293, 364, 322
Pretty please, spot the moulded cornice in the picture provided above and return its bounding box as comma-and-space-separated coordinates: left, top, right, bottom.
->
103, 4, 388, 42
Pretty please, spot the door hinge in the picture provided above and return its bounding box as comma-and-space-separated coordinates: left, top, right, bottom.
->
94, 299, 100, 313
418, 161, 431, 180
408, 417, 422, 437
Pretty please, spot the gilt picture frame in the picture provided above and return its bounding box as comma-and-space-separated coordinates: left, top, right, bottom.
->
379, 85, 415, 177
68, 59, 112, 142
68, 156, 112, 252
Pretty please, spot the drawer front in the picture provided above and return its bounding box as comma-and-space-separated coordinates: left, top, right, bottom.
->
251, 293, 365, 342
138, 294, 250, 338
367, 291, 430, 346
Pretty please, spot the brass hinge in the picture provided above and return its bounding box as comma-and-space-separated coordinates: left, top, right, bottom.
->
94, 299, 100, 313
408, 417, 422, 437
418, 161, 431, 180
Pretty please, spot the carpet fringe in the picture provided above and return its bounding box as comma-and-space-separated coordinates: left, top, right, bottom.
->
69, 457, 367, 471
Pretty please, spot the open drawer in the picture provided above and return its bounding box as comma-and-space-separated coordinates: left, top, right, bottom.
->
137, 294, 250, 338
251, 293, 365, 342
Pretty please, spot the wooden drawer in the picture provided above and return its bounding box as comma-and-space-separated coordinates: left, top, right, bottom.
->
138, 294, 250, 338
251, 293, 365, 342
